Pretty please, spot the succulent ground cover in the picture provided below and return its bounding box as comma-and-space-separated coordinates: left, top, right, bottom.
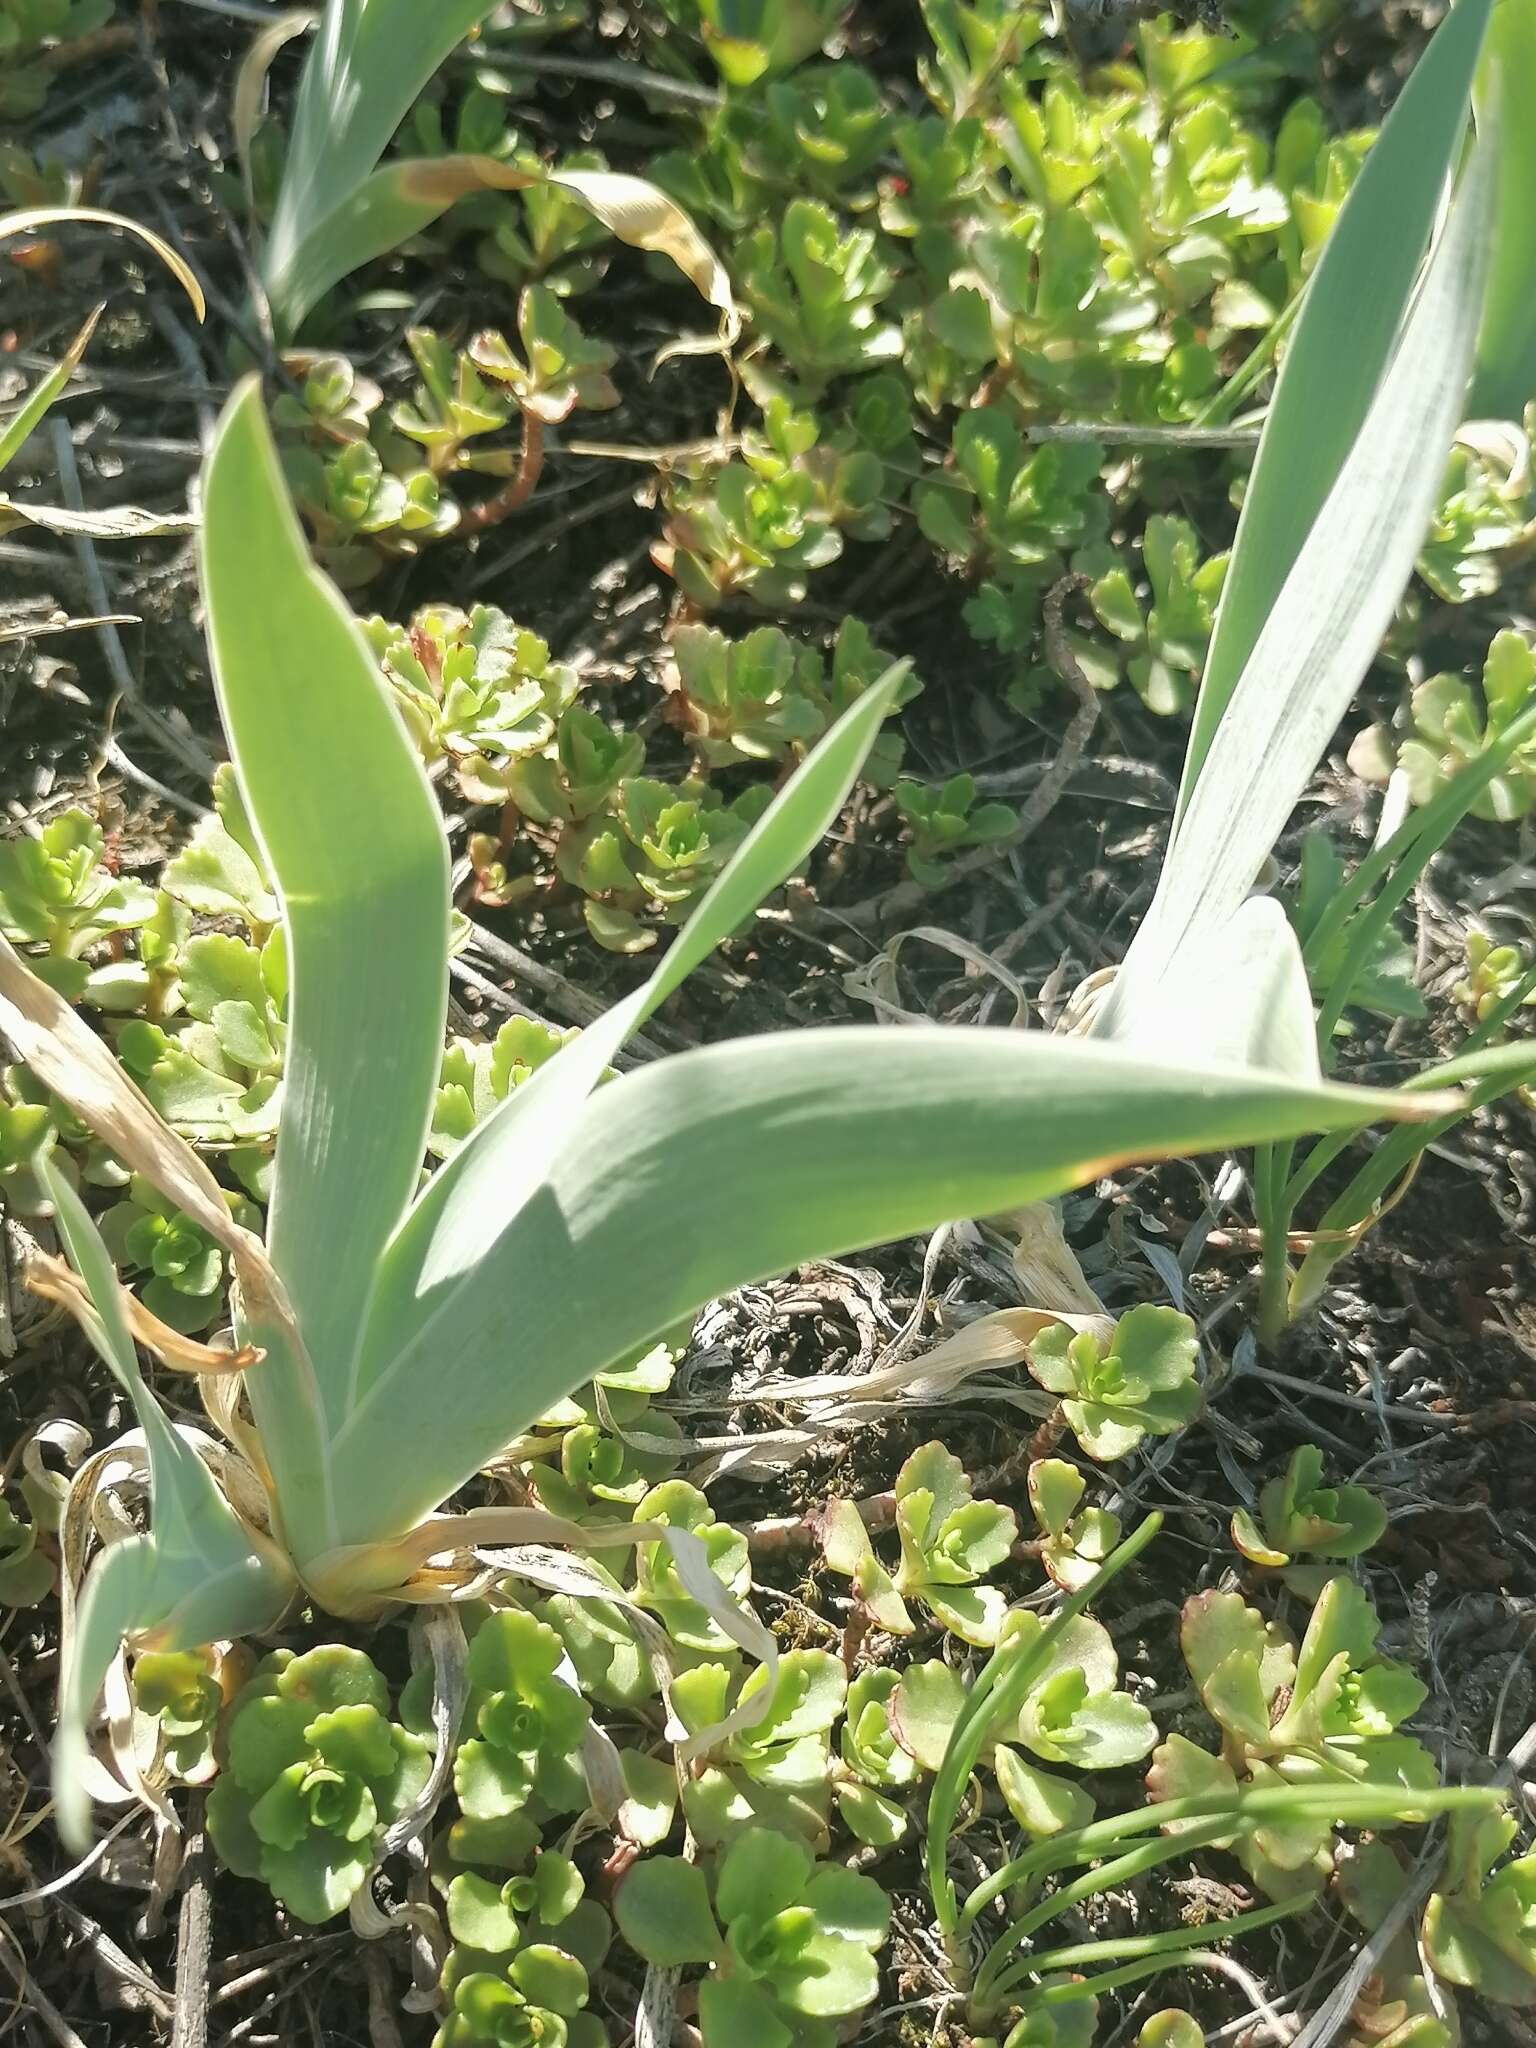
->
1, 4, 1536, 2048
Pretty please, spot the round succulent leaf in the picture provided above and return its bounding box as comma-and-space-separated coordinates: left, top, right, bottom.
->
466, 1610, 566, 1698
1137, 2013, 1206, 2048
696, 1975, 793, 2048
226, 1693, 312, 1793
527, 1899, 612, 1978
534, 1852, 585, 1927
1230, 1506, 1289, 1568
1027, 1460, 1086, 1540
1144, 1735, 1238, 1840
1001, 1611, 1118, 1699
835, 1782, 908, 1848
717, 1825, 815, 1927
1424, 1891, 1536, 2005
739, 1650, 847, 1747
889, 1660, 968, 1772
799, 1864, 890, 1950
895, 1442, 974, 1526
773, 1930, 880, 2018
1109, 1304, 1198, 1390
925, 1500, 1018, 1583
819, 1497, 875, 1576
532, 1746, 590, 1817
205, 1772, 266, 1880
1025, 1322, 1085, 1397
993, 1745, 1095, 1836
1292, 1577, 1380, 1703
305, 1703, 397, 1781
455, 1738, 536, 1820
510, 1945, 589, 2018
922, 1581, 1009, 1647
613, 1857, 722, 1967
447, 1872, 522, 1954
260, 1834, 373, 1924
1029, 1686, 1158, 1770
1061, 1399, 1146, 1462
278, 1644, 389, 1719
448, 1811, 541, 1872
1180, 1591, 1270, 1695
248, 1763, 316, 1852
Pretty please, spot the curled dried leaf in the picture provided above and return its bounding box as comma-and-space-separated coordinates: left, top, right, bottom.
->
0, 208, 206, 322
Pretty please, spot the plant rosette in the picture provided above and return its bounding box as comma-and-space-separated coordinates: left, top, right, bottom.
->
1025, 1304, 1200, 1461
206, 1646, 430, 1922
615, 1823, 889, 2048
821, 1441, 1017, 1646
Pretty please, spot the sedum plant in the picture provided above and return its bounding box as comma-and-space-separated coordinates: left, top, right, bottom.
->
1230, 1443, 1386, 1573
822, 1441, 1017, 1646
366, 604, 583, 805
670, 1649, 846, 1850
1078, 517, 1229, 717
614, 1823, 890, 2047
1423, 1808, 1536, 2008
1349, 628, 1536, 823
835, 1667, 920, 1848
448, 1610, 589, 1824
0, 808, 154, 1000
1026, 1304, 1200, 1461
1156, 1577, 1434, 1900
206, 1645, 430, 1922
133, 1645, 231, 1782
893, 774, 1017, 888
1027, 1460, 1121, 1594
923, 1517, 1500, 2039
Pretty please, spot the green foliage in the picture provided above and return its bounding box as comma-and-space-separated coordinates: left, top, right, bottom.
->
207, 1646, 430, 1922
98, 1178, 250, 1336
1424, 1809, 1536, 2007
432, 1819, 611, 2048
657, 398, 886, 610
738, 200, 900, 388
1350, 630, 1536, 824
275, 351, 455, 586
1158, 1577, 1434, 1899
452, 1611, 590, 1823
1026, 1304, 1200, 1460
1079, 517, 1229, 716
671, 617, 917, 784
1417, 415, 1536, 604
1230, 1443, 1386, 1571
823, 1441, 1017, 1646
656, 0, 841, 87
468, 291, 620, 425
893, 773, 1017, 887
1455, 930, 1536, 1024
671, 1650, 846, 1851
0, 0, 112, 119
367, 605, 583, 805
835, 1668, 919, 1848
0, 808, 155, 1000
615, 1824, 889, 2043
1027, 1460, 1121, 1593
133, 1647, 226, 1780
915, 410, 1106, 576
